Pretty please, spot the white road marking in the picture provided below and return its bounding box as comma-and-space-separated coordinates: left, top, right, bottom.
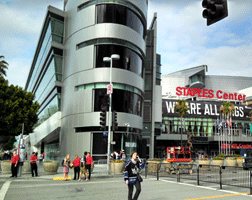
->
0, 181, 11, 200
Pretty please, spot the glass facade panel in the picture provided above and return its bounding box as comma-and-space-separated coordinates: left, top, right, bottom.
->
27, 17, 64, 92
37, 95, 60, 125
191, 74, 203, 84
97, 4, 144, 37
27, 26, 52, 92
51, 18, 64, 43
77, 38, 143, 57
36, 63, 56, 105
96, 44, 143, 77
76, 82, 143, 96
94, 89, 142, 116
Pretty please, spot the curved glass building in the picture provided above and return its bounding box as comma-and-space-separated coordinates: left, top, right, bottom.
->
62, 0, 147, 159
25, 0, 162, 161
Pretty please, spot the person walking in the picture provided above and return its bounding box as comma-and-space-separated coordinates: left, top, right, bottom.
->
10, 151, 19, 177
85, 152, 93, 181
63, 154, 71, 181
30, 152, 38, 177
124, 151, 145, 200
73, 155, 80, 180
78, 152, 88, 181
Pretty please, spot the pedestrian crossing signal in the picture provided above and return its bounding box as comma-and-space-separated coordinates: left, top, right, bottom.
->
112, 110, 118, 131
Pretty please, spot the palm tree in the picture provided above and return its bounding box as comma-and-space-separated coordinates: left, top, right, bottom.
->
0, 56, 9, 77
174, 99, 189, 146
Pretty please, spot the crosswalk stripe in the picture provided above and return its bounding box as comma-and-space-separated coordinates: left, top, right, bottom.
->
0, 181, 11, 200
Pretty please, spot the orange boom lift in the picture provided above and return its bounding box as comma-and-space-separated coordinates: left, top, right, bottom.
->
167, 147, 191, 163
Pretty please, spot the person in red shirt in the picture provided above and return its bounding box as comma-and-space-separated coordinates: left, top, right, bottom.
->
30, 152, 38, 177
85, 152, 93, 181
10, 151, 19, 177
72, 155, 81, 180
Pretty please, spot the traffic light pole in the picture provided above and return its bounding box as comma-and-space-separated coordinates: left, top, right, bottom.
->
107, 56, 113, 173
103, 54, 120, 174
107, 84, 112, 173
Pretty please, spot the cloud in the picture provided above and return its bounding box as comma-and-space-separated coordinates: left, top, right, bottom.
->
0, 0, 63, 87
1, 0, 252, 88
148, 0, 252, 78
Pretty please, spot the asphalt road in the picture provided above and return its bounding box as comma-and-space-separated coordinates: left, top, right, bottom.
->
2, 176, 252, 200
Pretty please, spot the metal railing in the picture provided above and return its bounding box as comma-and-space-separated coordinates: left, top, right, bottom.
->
145, 162, 252, 194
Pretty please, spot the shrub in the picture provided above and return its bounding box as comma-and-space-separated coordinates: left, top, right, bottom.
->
213, 157, 224, 160
217, 154, 226, 158
200, 158, 209, 160
111, 159, 124, 163
148, 158, 161, 162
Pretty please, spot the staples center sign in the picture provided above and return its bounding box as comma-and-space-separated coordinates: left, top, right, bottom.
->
222, 143, 252, 149
176, 87, 246, 101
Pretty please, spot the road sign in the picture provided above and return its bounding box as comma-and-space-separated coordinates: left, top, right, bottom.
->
107, 84, 113, 94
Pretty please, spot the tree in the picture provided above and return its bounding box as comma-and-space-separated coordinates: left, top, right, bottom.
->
219, 101, 235, 155
0, 55, 8, 78
219, 101, 235, 123
0, 76, 40, 137
174, 99, 189, 146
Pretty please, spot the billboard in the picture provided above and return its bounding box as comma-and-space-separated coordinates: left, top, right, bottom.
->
162, 99, 252, 120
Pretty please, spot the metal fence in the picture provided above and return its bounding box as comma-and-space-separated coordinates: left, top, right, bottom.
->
145, 162, 252, 194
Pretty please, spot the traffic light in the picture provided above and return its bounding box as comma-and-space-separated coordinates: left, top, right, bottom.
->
100, 105, 107, 131
202, 0, 228, 26
112, 110, 118, 131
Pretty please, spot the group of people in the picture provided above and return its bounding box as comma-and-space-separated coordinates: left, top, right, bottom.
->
10, 149, 144, 200
10, 151, 39, 178
110, 149, 126, 161
62, 152, 93, 181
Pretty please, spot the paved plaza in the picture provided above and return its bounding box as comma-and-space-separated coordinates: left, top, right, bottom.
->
1, 164, 252, 200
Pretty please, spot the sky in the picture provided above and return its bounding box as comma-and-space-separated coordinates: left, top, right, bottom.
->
0, 0, 252, 88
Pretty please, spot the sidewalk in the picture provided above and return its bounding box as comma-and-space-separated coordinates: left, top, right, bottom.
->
0, 163, 122, 180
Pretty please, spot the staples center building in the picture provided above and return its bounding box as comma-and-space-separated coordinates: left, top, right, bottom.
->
160, 65, 252, 158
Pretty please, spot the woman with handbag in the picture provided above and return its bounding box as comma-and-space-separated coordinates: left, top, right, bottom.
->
63, 154, 71, 181
123, 151, 145, 200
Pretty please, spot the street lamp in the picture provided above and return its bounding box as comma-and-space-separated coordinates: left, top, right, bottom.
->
103, 54, 120, 173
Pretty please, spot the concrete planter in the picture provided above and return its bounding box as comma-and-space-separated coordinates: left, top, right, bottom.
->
22, 161, 32, 173
198, 159, 211, 168
1, 161, 11, 174
148, 161, 161, 172
212, 160, 224, 167
43, 161, 59, 174
162, 160, 171, 173
237, 159, 243, 167
110, 162, 125, 174
225, 159, 237, 166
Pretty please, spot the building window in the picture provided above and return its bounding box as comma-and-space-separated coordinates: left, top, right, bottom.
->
191, 74, 203, 84
94, 89, 142, 116
76, 82, 143, 96
37, 94, 61, 125
96, 44, 143, 77
97, 4, 145, 37
26, 16, 64, 93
